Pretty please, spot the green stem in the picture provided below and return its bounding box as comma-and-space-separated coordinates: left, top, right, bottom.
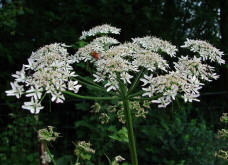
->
63, 91, 120, 101
118, 78, 138, 165
122, 97, 138, 165
76, 75, 102, 88
40, 92, 47, 102
76, 79, 107, 92
128, 69, 144, 95
128, 91, 144, 98
104, 153, 112, 165
176, 97, 183, 110
44, 143, 57, 165
130, 94, 163, 101
76, 155, 80, 164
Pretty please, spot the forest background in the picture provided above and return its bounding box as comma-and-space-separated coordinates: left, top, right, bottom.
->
0, 0, 228, 164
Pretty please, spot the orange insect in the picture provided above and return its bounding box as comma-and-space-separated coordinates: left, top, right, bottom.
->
90, 51, 99, 60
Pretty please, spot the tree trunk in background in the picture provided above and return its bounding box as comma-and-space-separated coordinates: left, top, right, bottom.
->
220, 0, 228, 91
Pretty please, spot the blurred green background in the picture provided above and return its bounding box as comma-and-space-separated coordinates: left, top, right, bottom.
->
0, 0, 228, 164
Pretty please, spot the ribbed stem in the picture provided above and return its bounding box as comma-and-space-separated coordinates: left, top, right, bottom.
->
122, 96, 138, 165
116, 73, 139, 165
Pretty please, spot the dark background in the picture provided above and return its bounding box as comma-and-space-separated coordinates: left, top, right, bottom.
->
0, 0, 228, 165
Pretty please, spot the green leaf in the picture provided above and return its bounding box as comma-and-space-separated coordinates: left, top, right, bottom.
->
56, 155, 73, 165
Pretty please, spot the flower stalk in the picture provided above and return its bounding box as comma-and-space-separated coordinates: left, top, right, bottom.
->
117, 75, 138, 165
122, 96, 138, 165
63, 91, 120, 101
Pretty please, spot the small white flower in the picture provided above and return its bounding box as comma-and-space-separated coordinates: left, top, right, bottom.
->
115, 155, 125, 162
22, 98, 44, 114
140, 74, 153, 86
51, 92, 65, 103
93, 73, 105, 82
68, 80, 82, 93
12, 65, 26, 83
25, 85, 43, 100
142, 86, 155, 97
104, 79, 118, 92
120, 72, 133, 84
5, 82, 24, 98
152, 97, 172, 108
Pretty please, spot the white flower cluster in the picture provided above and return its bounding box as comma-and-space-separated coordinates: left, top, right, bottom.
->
132, 50, 169, 72
174, 56, 219, 81
6, 43, 81, 114
141, 51, 222, 107
141, 72, 203, 108
6, 24, 225, 111
132, 36, 178, 57
80, 24, 121, 40
181, 39, 225, 64
75, 25, 224, 108
75, 36, 119, 62
90, 41, 171, 92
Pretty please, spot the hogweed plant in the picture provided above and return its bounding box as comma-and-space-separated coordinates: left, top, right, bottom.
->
6, 24, 225, 165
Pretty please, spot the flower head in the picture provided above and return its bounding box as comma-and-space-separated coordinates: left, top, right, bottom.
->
6, 25, 225, 112
6, 43, 81, 113
181, 39, 225, 64
80, 24, 121, 40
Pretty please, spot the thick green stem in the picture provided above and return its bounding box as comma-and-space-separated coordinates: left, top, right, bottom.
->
116, 74, 138, 165
122, 97, 138, 165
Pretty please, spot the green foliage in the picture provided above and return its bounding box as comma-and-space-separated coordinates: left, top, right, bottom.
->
0, 114, 42, 165
137, 107, 226, 165
1, 0, 227, 164
108, 127, 129, 144
56, 155, 73, 165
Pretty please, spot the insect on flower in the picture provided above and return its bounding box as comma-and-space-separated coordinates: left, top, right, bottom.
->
90, 51, 99, 60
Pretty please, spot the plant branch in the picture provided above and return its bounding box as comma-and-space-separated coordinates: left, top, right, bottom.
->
76, 79, 108, 92
128, 91, 144, 98
128, 69, 144, 95
76, 75, 102, 88
45, 143, 57, 165
63, 91, 120, 101
122, 97, 138, 165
